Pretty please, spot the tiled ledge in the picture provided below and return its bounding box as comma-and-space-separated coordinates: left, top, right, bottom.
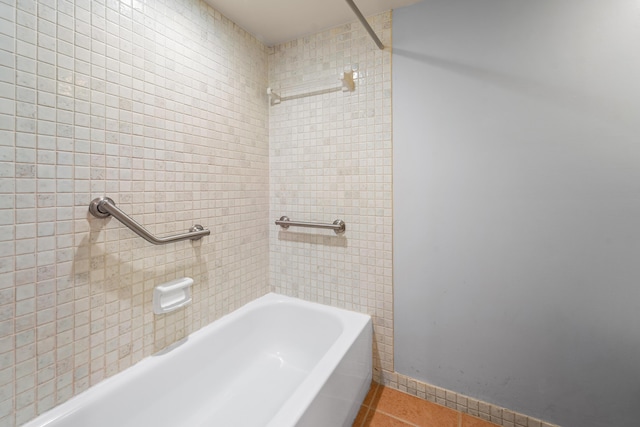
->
378, 370, 559, 427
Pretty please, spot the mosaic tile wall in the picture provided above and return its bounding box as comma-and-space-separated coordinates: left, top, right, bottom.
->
0, 0, 270, 425
268, 11, 393, 381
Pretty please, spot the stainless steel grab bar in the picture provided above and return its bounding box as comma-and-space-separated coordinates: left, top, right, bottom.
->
89, 197, 210, 245
275, 216, 346, 235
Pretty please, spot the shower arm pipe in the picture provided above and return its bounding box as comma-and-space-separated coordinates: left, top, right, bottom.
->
275, 216, 346, 235
88, 197, 210, 245
344, 0, 385, 50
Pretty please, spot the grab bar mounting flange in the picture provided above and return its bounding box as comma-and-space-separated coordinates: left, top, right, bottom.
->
89, 196, 114, 218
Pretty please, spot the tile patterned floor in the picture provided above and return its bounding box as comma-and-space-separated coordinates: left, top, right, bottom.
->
353, 382, 501, 427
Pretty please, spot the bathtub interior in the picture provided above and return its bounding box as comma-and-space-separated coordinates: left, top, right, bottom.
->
21, 293, 372, 427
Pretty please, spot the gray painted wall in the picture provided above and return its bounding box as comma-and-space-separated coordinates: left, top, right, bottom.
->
392, 1, 640, 426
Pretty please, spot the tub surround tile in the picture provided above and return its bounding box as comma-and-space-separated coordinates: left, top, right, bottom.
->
2, 0, 269, 425
268, 11, 393, 383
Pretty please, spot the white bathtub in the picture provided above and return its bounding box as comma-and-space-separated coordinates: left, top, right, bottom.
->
22, 293, 372, 427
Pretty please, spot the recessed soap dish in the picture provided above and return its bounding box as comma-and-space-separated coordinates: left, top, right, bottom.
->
153, 277, 193, 314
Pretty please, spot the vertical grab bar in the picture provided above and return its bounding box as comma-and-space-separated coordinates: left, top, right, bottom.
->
88, 197, 210, 245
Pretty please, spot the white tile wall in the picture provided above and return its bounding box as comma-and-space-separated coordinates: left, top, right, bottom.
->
1, 0, 270, 425
268, 11, 393, 381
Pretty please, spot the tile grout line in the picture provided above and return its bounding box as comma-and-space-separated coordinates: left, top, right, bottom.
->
371, 408, 421, 427
355, 382, 376, 427
355, 406, 369, 427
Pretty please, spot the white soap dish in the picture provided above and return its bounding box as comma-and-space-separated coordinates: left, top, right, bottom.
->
153, 277, 193, 314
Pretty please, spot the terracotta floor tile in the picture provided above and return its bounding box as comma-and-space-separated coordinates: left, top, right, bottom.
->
370, 386, 459, 427
419, 400, 460, 427
362, 410, 416, 427
355, 383, 502, 427
352, 404, 370, 427
461, 413, 501, 427
362, 382, 380, 407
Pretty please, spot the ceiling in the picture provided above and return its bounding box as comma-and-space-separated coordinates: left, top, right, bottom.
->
203, 0, 422, 46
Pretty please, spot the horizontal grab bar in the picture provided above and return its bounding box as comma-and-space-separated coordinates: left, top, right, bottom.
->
275, 216, 346, 235
89, 197, 210, 245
